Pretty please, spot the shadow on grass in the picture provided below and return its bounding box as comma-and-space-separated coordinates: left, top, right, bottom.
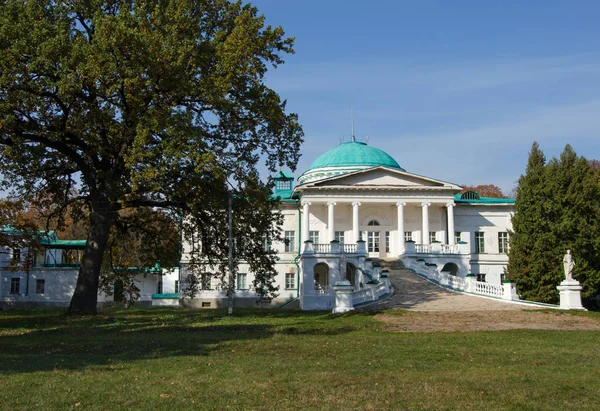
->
0, 307, 376, 375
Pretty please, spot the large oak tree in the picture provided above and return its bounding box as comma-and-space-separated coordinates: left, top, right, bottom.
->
0, 0, 303, 314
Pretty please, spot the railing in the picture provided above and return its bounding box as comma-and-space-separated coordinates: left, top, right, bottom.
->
441, 244, 459, 254
352, 288, 372, 305
475, 281, 503, 297
415, 244, 431, 253
375, 283, 387, 298
343, 244, 357, 253
313, 244, 331, 253
314, 285, 330, 295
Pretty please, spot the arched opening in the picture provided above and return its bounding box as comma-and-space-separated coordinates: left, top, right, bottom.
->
441, 263, 459, 276
346, 263, 356, 286
313, 263, 330, 294
368, 220, 380, 226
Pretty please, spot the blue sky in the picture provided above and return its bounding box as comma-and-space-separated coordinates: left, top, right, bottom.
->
252, 0, 600, 193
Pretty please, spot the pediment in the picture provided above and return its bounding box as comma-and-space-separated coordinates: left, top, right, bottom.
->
300, 167, 461, 190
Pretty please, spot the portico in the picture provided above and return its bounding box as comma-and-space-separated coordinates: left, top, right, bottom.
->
299, 196, 458, 259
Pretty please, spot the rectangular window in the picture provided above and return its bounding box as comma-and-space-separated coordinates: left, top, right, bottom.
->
309, 231, 320, 244
174, 280, 180, 293
405, 231, 412, 242
156, 281, 163, 294
476, 274, 486, 282
500, 274, 506, 284
385, 231, 390, 252
12, 248, 21, 262
455, 231, 462, 244
263, 235, 272, 252
237, 273, 247, 290
475, 232, 485, 253
285, 272, 296, 289
10, 278, 20, 294
498, 232, 509, 254
335, 231, 345, 244
429, 231, 437, 243
276, 179, 291, 191
201, 273, 212, 290
284, 231, 295, 252
36, 279, 45, 294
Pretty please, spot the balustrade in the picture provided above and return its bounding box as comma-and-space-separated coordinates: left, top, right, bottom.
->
343, 244, 358, 253
441, 244, 459, 254
415, 244, 431, 253
352, 288, 372, 305
314, 285, 330, 295
313, 243, 331, 253
474, 281, 504, 297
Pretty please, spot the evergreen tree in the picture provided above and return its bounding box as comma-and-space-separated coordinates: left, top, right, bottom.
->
509, 143, 600, 304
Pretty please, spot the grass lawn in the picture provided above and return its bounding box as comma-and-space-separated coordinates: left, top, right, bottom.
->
1, 307, 599, 410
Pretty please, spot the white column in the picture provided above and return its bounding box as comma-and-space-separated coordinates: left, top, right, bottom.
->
302, 201, 311, 243
352, 202, 361, 242
396, 202, 406, 254
421, 202, 430, 245
327, 202, 336, 243
446, 203, 455, 245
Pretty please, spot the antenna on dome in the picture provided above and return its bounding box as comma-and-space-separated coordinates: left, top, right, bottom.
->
351, 105, 355, 142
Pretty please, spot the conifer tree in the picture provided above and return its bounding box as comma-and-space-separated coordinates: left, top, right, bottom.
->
509, 143, 600, 304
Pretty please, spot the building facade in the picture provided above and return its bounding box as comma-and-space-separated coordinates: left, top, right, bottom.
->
2, 140, 515, 310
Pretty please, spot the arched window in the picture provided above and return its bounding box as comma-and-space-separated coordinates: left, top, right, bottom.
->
367, 220, 380, 226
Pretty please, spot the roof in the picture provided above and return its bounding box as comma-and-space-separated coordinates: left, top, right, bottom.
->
39, 239, 87, 249
307, 141, 403, 170
454, 194, 515, 204
273, 170, 294, 179
298, 141, 405, 184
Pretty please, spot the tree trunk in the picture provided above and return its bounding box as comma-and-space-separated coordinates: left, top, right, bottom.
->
66, 206, 114, 315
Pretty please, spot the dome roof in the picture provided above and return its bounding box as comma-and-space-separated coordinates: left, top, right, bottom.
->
298, 141, 405, 184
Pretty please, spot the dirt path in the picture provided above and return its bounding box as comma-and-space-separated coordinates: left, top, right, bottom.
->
362, 267, 600, 332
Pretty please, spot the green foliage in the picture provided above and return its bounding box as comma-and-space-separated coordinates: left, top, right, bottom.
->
509, 142, 600, 304
0, 1, 303, 313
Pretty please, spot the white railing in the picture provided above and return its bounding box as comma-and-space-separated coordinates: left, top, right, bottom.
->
441, 244, 459, 254
343, 244, 357, 253
475, 281, 503, 297
352, 288, 372, 305
313, 244, 331, 253
415, 244, 431, 253
314, 285, 330, 295
375, 283, 387, 298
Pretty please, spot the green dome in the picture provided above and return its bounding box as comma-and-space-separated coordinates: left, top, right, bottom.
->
298, 141, 405, 184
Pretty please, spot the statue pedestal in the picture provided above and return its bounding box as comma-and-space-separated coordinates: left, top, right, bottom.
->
332, 280, 355, 313
557, 279, 586, 310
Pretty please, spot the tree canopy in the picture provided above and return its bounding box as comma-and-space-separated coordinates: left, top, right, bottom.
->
0, 0, 304, 314
508, 142, 600, 306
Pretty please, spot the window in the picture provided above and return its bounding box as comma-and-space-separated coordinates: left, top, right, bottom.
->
335, 231, 345, 244
12, 248, 21, 262
368, 220, 380, 226
201, 273, 212, 290
174, 280, 180, 293
498, 232, 509, 254
276, 179, 291, 191
36, 279, 45, 294
285, 272, 296, 289
404, 231, 413, 242
263, 235, 272, 252
475, 232, 485, 253
367, 232, 380, 252
284, 231, 295, 252
237, 273, 247, 290
476, 274, 486, 282
10, 278, 20, 294
385, 231, 390, 253
500, 274, 506, 284
156, 281, 163, 294
455, 231, 462, 244
309, 231, 320, 244
429, 231, 437, 243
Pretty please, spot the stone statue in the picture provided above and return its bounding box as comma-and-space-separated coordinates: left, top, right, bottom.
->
563, 250, 575, 281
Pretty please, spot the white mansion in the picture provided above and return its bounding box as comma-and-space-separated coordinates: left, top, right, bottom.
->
1, 140, 516, 310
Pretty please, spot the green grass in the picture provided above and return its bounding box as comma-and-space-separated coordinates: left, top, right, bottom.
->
1, 308, 599, 410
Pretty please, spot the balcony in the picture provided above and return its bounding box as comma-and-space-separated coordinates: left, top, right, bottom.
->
406, 242, 469, 255
303, 240, 367, 256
